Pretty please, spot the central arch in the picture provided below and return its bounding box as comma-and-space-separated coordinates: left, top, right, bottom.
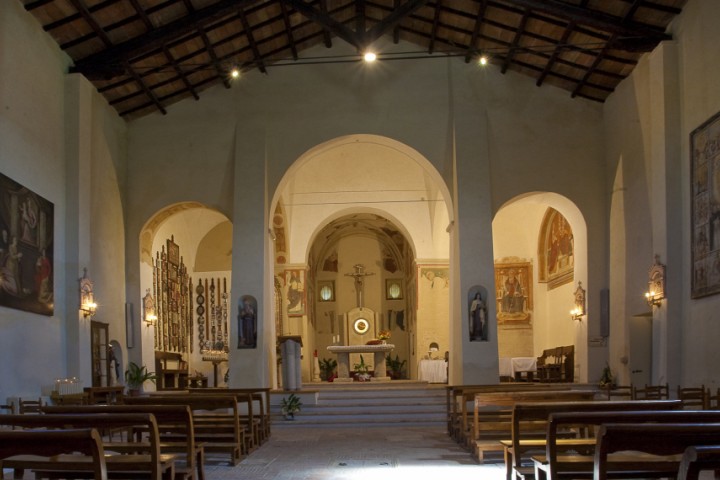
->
269, 134, 454, 385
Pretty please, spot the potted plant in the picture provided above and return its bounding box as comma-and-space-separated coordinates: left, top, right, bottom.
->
386, 354, 407, 380
599, 362, 614, 388
124, 362, 157, 396
319, 357, 337, 382
281, 393, 302, 419
353, 354, 371, 382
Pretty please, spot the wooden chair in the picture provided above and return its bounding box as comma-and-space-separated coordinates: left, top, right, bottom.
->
677, 445, 720, 480
632, 382, 669, 400
677, 385, 708, 409
604, 384, 633, 400
18, 397, 44, 414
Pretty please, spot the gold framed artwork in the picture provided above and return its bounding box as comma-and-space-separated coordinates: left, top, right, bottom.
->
318, 280, 334, 302
691, 110, 720, 298
494, 259, 532, 325
285, 269, 306, 316
537, 208, 574, 289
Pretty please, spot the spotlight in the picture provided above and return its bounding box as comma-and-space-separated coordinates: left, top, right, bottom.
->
363, 52, 377, 62
230, 68, 240, 78
479, 55, 488, 66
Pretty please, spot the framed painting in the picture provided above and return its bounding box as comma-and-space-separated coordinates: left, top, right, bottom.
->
537, 208, 574, 289
285, 269, 306, 316
386, 279, 403, 300
0, 173, 54, 315
167, 237, 180, 266
691, 110, 720, 298
494, 259, 532, 325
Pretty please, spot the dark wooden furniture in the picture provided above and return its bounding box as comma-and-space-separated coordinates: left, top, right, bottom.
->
155, 352, 189, 390
84, 386, 125, 405
43, 404, 203, 480
124, 394, 245, 465
91, 321, 111, 387
536, 346, 574, 383
0, 429, 108, 480
0, 413, 175, 480
602, 384, 633, 401
632, 382, 669, 400
472, 389, 596, 462
504, 400, 682, 480
677, 385, 708, 409
532, 410, 720, 480
677, 445, 720, 480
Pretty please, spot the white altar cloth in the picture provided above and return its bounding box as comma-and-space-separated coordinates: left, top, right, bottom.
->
418, 359, 447, 383
499, 357, 537, 378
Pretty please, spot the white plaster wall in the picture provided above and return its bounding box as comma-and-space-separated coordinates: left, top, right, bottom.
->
0, 0, 127, 399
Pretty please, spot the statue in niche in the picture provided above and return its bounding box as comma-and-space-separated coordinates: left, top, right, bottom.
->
469, 290, 488, 341
237, 295, 257, 349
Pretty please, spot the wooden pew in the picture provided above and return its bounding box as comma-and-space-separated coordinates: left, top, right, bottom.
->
124, 394, 244, 465
594, 423, 720, 480
0, 429, 108, 480
447, 383, 583, 444
472, 389, 597, 462
188, 387, 272, 446
677, 445, 720, 480
505, 399, 682, 480
0, 413, 175, 480
43, 404, 203, 480
533, 410, 720, 480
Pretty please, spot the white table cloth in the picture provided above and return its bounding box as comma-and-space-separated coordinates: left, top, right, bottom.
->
418, 359, 448, 383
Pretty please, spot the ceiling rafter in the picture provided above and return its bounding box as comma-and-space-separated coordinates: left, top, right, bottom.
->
238, 8, 267, 74
279, 1, 300, 60
500, 7, 529, 74
465, 0, 488, 63
428, 0, 442, 54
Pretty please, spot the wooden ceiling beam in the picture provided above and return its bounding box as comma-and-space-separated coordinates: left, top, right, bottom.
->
497, 0, 671, 47
500, 7, 529, 74
318, 0, 333, 48
279, 1, 299, 60
464, 0, 487, 63
70, 0, 258, 78
363, 0, 429, 44
282, 0, 361, 48
238, 9, 267, 74
428, 0, 442, 54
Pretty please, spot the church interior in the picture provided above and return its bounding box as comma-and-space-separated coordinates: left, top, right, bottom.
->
1, 0, 720, 415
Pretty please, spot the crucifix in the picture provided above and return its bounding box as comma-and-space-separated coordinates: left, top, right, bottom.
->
344, 263, 375, 309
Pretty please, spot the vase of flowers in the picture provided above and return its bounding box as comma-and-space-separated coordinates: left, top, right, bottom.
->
378, 329, 391, 344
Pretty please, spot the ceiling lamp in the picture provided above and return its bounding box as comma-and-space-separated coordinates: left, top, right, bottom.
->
478, 55, 488, 66
230, 67, 240, 79
363, 52, 377, 62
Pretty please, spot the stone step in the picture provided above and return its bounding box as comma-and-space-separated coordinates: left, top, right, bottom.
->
270, 383, 447, 428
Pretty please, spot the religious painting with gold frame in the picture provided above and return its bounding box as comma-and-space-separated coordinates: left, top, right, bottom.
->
494, 259, 532, 325
537, 208, 574, 290
691, 110, 720, 298
285, 269, 305, 316
317, 280, 334, 302
0, 173, 54, 315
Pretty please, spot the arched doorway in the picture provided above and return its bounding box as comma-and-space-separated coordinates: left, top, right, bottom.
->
269, 134, 453, 385
493, 192, 589, 382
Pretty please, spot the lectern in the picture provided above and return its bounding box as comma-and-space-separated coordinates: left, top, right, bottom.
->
278, 335, 303, 390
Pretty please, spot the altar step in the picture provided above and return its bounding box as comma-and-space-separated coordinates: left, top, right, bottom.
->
269, 383, 447, 428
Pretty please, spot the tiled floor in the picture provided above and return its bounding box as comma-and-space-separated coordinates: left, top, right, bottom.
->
204, 426, 505, 480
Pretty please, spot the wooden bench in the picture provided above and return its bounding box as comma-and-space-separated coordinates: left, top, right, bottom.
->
0, 429, 108, 480
472, 390, 597, 462
188, 387, 272, 447
0, 413, 175, 480
124, 394, 244, 465
505, 399, 682, 480
447, 383, 583, 445
595, 423, 720, 480
532, 410, 720, 480
677, 445, 720, 480
43, 404, 203, 480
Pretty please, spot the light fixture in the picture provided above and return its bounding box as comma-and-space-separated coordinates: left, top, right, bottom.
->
230, 67, 240, 79
571, 281, 586, 321
143, 289, 157, 327
79, 268, 97, 318
645, 254, 666, 308
363, 51, 377, 62
478, 55, 488, 66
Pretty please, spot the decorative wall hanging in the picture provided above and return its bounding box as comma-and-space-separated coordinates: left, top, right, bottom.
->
691, 110, 720, 298
571, 281, 586, 320
538, 207, 574, 289
238, 294, 257, 348
285, 269, 306, 316
318, 280, 335, 302
0, 172, 54, 315
494, 259, 533, 325
468, 286, 488, 341
386, 279, 403, 300
194, 277, 229, 355
151, 235, 191, 353
646, 255, 666, 307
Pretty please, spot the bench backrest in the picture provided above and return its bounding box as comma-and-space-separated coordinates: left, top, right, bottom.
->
0, 428, 107, 480
546, 410, 720, 480
510, 400, 682, 469
594, 423, 720, 480
42, 404, 195, 468
0, 413, 161, 480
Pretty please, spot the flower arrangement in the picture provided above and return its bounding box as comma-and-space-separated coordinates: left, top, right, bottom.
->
281, 393, 302, 419
378, 329, 391, 341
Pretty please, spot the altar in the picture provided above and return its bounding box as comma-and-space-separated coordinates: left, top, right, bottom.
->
327, 344, 395, 382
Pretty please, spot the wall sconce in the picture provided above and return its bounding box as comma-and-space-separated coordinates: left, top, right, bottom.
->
645, 254, 666, 307
79, 268, 97, 318
571, 281, 586, 321
143, 289, 157, 327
